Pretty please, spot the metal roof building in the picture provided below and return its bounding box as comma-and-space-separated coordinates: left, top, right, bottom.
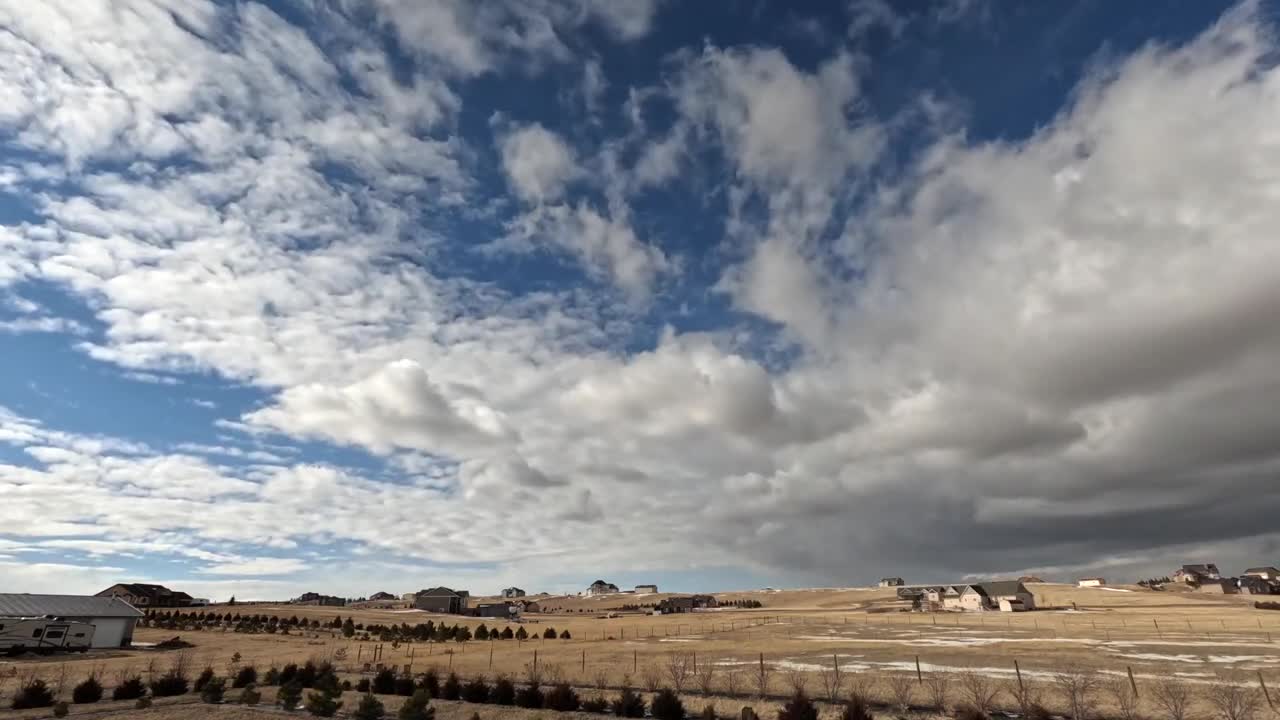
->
0, 594, 144, 648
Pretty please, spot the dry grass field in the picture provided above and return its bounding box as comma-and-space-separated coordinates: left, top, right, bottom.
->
3, 583, 1279, 718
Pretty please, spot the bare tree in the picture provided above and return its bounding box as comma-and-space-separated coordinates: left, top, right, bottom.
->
667, 652, 693, 693
523, 660, 543, 686
958, 670, 999, 715
1004, 678, 1043, 717
924, 673, 952, 715
1106, 678, 1141, 720
593, 668, 611, 690
543, 662, 565, 686
887, 673, 915, 712
786, 667, 809, 695
53, 663, 69, 698
820, 661, 845, 704
724, 669, 743, 698
1054, 666, 1102, 720
1152, 678, 1194, 720
696, 660, 718, 695
847, 671, 877, 705
752, 660, 772, 699
1206, 679, 1263, 720
642, 664, 663, 693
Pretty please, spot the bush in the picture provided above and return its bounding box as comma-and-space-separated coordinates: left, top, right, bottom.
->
546, 682, 581, 712
492, 676, 516, 705
280, 663, 300, 686
778, 691, 816, 720
353, 693, 387, 720
234, 666, 258, 688
150, 669, 191, 697
420, 668, 440, 698
442, 673, 462, 701
612, 687, 646, 718
201, 677, 227, 704
955, 706, 989, 720
398, 689, 436, 720
651, 688, 686, 720
840, 697, 873, 720
135, 697, 153, 710
239, 685, 262, 705
356, 678, 371, 693
194, 667, 216, 692
583, 697, 611, 713
396, 672, 417, 697
373, 668, 397, 695
514, 683, 544, 709
305, 689, 342, 717
72, 676, 104, 704
264, 667, 282, 685
112, 676, 147, 701
53, 701, 69, 717
462, 676, 491, 703
279, 681, 303, 710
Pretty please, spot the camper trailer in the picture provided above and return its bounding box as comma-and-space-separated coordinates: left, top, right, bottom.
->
0, 617, 96, 655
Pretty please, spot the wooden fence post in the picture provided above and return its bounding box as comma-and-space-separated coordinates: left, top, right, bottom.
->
1259, 672, 1274, 710
1015, 660, 1024, 695
1127, 667, 1138, 697
915, 656, 922, 683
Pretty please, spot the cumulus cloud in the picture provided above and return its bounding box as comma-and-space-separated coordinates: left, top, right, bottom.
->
499, 123, 580, 202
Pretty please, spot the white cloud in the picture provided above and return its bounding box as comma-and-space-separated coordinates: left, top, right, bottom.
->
499, 123, 580, 202
197, 557, 307, 576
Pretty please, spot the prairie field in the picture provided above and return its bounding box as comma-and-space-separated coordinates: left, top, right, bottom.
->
3, 584, 1279, 718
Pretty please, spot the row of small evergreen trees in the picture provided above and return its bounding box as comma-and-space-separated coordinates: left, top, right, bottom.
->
142, 611, 569, 642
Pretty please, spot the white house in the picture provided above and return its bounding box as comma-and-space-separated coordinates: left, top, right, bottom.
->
1077, 578, 1106, 587
583, 580, 619, 596
0, 594, 144, 648
942, 582, 1036, 612
634, 584, 658, 594
1243, 567, 1280, 581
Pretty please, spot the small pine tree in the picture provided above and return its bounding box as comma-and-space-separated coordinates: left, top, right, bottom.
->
305, 689, 342, 717
398, 689, 436, 720
475, 624, 489, 641
492, 676, 516, 705
72, 676, 104, 704
373, 668, 397, 695
559, 629, 571, 639
462, 676, 490, 703
112, 676, 147, 701
651, 688, 686, 720
395, 672, 416, 697
420, 669, 441, 699
840, 697, 873, 720
501, 627, 515, 639
583, 697, 611, 713
201, 677, 226, 704
545, 683, 581, 712
357, 678, 372, 693
239, 686, 262, 705
778, 691, 817, 720
612, 687, 646, 718
194, 667, 216, 692
515, 626, 528, 640
442, 673, 462, 701
514, 683, 544, 709
11, 678, 56, 709
353, 693, 387, 720
279, 681, 303, 710
543, 627, 557, 639
233, 666, 258, 688
343, 618, 357, 638
150, 669, 191, 697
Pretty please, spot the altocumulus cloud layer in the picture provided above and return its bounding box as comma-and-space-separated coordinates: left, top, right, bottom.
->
2, 0, 1280, 597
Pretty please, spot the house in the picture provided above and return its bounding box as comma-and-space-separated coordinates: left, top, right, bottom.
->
292, 592, 345, 606
1077, 578, 1106, 587
634, 584, 659, 594
1197, 579, 1239, 595
0, 593, 145, 648
1018, 576, 1045, 583
515, 599, 540, 614
95, 583, 193, 608
368, 592, 396, 602
414, 587, 469, 614
501, 587, 526, 598
401, 593, 418, 602
1243, 567, 1280, 581
1174, 564, 1221, 584
1238, 576, 1278, 595
583, 580, 619, 596
942, 582, 1036, 612
879, 578, 905, 587
656, 594, 718, 613
471, 602, 515, 618
189, 598, 211, 606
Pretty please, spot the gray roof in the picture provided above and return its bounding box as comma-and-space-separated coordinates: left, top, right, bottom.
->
0, 594, 144, 618
975, 581, 1028, 597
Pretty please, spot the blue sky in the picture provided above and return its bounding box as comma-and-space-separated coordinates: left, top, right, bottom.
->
3, 0, 1280, 601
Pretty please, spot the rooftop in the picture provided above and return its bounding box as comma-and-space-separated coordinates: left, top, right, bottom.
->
0, 593, 145, 618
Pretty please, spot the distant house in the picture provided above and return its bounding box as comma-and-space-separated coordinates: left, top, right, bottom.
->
368, 592, 396, 602
414, 587, 469, 614
471, 601, 515, 618
292, 592, 345, 606
879, 578, 905, 587
96, 583, 193, 608
1243, 567, 1280, 581
1174, 564, 1221, 584
583, 580, 619, 596
501, 587, 526, 598
401, 593, 418, 602
657, 595, 718, 613
1077, 578, 1106, 587
1018, 576, 1045, 583
1237, 576, 1277, 595
515, 599, 541, 614
943, 582, 1035, 612
634, 584, 659, 594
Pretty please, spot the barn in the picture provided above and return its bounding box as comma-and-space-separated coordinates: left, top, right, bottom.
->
0, 594, 145, 648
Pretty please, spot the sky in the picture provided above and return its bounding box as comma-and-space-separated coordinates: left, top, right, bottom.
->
2, 0, 1280, 601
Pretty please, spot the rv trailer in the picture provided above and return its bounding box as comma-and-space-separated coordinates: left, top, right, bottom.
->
0, 616, 96, 655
